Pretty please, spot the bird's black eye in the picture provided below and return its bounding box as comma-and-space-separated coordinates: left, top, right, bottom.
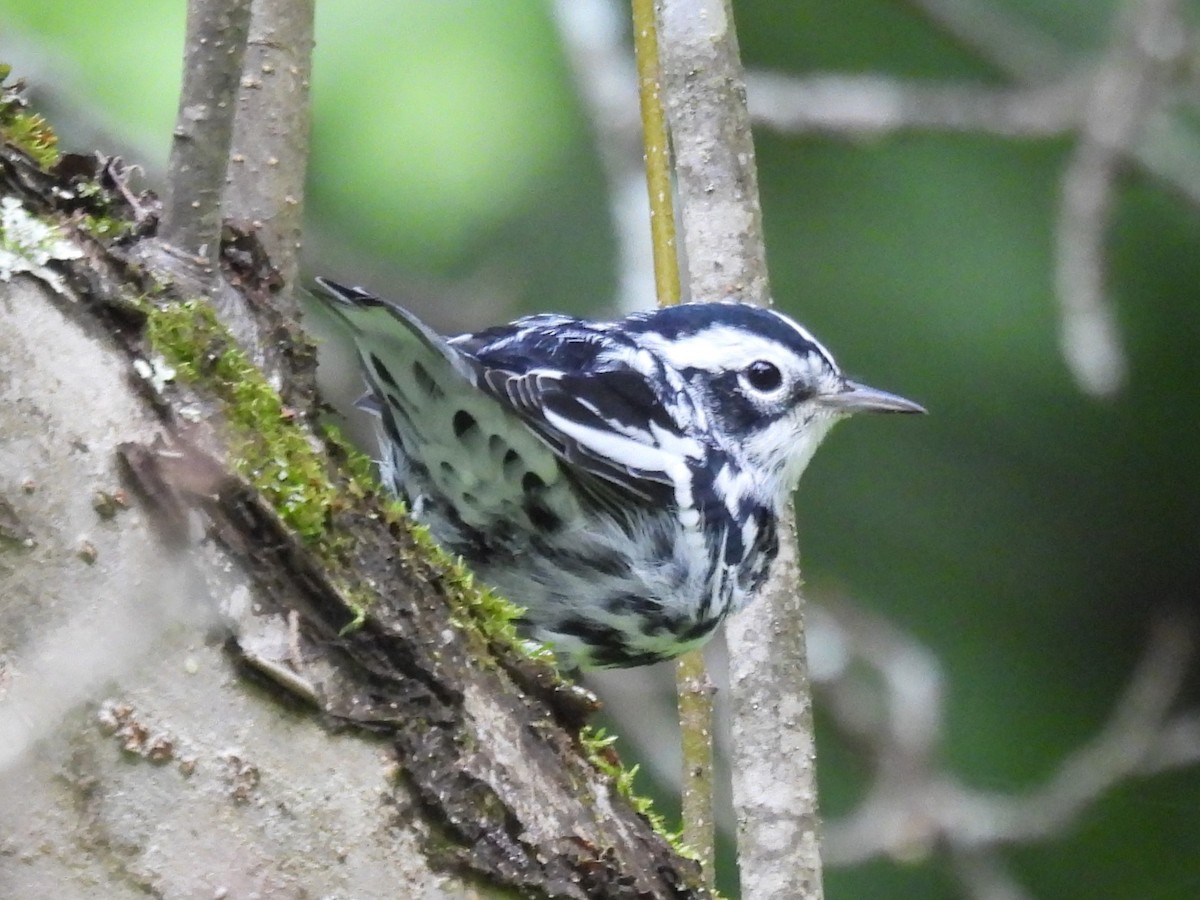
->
745, 360, 782, 393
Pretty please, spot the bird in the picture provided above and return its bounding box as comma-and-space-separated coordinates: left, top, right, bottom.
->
315, 278, 924, 668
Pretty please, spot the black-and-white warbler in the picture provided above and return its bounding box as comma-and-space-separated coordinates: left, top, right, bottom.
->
317, 278, 924, 668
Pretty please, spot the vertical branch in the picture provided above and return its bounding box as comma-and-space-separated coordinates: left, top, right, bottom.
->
655, 0, 769, 305
632, 0, 716, 884
723, 517, 822, 899
673, 651, 717, 882
632, 0, 682, 306
161, 0, 253, 275
656, 1, 824, 898
149, 0, 315, 393
223, 0, 315, 313
1055, 0, 1183, 396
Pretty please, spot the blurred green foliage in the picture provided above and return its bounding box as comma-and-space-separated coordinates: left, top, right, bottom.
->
4, 0, 1200, 897
311, 1, 579, 266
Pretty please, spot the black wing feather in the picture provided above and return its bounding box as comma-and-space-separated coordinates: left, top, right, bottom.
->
472, 361, 697, 506
317, 278, 701, 510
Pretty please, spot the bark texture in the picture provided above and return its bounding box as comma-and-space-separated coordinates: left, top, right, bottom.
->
223, 0, 314, 308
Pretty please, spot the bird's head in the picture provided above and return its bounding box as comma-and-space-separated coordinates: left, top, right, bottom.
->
630, 301, 924, 498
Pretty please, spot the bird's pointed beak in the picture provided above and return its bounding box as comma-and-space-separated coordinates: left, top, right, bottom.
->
818, 380, 927, 415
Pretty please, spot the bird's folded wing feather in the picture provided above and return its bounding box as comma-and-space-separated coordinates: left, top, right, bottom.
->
314, 280, 565, 521
315, 278, 701, 513
473, 365, 704, 506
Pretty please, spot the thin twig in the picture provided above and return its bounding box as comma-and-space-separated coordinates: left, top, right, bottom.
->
632, 0, 717, 885
632, 0, 682, 306
674, 651, 717, 882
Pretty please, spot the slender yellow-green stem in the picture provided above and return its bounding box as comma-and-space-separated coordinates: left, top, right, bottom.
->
673, 647, 716, 884
632, 0, 715, 887
632, 0, 681, 307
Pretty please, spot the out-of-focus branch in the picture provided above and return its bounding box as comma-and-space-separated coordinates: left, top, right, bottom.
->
1141, 711, 1200, 773
1055, 0, 1185, 396
987, 614, 1191, 841
747, 72, 1084, 138
901, 0, 1067, 81
902, 0, 1200, 208
906, 0, 1195, 397
752, 0, 1199, 399
161, 0, 252, 273
950, 850, 1034, 900
814, 597, 1195, 897
550, 0, 654, 314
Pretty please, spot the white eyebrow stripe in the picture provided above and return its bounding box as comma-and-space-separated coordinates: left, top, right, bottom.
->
633, 324, 835, 373
780, 317, 827, 350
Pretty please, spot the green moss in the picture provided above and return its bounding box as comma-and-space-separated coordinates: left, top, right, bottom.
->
581, 726, 718, 884
141, 300, 689, 880
321, 421, 378, 489
324, 417, 553, 661
406, 513, 556, 666
579, 725, 687, 854
73, 180, 138, 241
336, 585, 372, 635
78, 214, 131, 240
144, 300, 343, 542
1, 66, 133, 241
0, 63, 60, 169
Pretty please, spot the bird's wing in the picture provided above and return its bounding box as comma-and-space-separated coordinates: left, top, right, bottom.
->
471, 364, 703, 507
313, 279, 567, 529
315, 279, 703, 520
